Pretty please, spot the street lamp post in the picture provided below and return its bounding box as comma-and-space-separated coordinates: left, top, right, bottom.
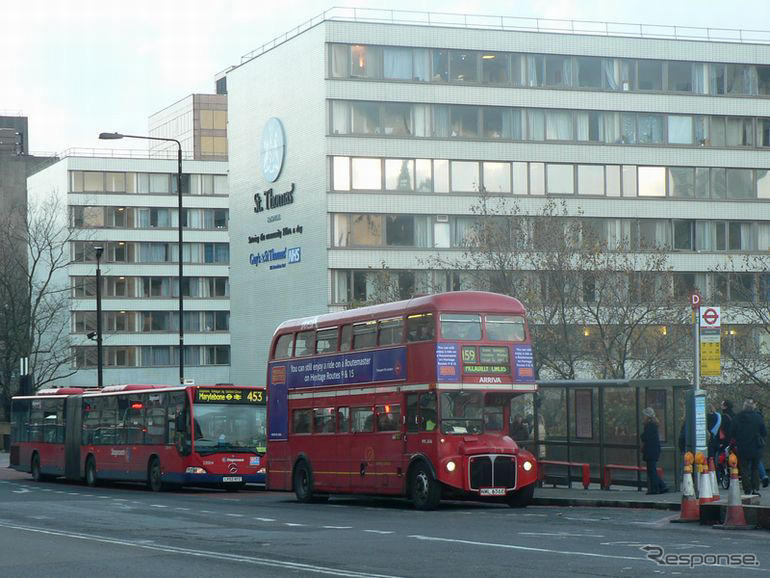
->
94, 246, 104, 389
99, 132, 185, 384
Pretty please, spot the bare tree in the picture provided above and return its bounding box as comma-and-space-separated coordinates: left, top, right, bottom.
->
423, 192, 690, 381
0, 196, 78, 417
709, 255, 770, 410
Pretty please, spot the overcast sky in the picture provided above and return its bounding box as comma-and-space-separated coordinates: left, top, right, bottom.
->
4, 0, 770, 154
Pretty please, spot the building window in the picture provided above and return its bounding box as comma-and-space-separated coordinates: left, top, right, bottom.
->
481, 52, 509, 84
450, 161, 479, 192
546, 164, 574, 195
351, 158, 381, 190
638, 167, 666, 197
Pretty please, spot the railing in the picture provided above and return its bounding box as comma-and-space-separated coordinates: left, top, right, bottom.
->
0, 110, 24, 117
57, 148, 196, 161
227, 6, 770, 72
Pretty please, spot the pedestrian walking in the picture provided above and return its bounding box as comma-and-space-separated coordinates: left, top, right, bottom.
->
641, 407, 668, 495
729, 399, 767, 495
719, 399, 734, 453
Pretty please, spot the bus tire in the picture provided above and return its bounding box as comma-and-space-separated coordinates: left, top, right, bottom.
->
31, 453, 45, 482
507, 484, 534, 508
293, 461, 316, 503
147, 457, 163, 492
85, 456, 98, 487
410, 463, 441, 510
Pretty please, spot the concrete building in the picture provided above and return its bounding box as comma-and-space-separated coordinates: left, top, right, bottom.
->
26, 152, 231, 387
224, 10, 770, 387
148, 94, 228, 161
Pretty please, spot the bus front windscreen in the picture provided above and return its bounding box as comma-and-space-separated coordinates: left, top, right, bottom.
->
192, 389, 267, 454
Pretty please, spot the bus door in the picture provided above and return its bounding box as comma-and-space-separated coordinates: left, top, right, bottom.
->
405, 391, 437, 464
374, 401, 403, 490
64, 396, 83, 480
349, 405, 378, 492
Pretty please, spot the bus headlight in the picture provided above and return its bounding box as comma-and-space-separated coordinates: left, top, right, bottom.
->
446, 461, 456, 472
185, 467, 207, 474
258, 467, 266, 474
522, 460, 533, 472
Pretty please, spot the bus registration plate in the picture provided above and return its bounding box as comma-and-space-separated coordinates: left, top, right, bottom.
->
222, 476, 243, 483
480, 487, 506, 496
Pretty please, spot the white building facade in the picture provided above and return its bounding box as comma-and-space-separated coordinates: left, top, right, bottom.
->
226, 13, 770, 387
27, 153, 232, 387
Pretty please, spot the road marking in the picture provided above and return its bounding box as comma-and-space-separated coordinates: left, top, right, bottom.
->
200, 510, 214, 514
226, 514, 244, 518
0, 520, 401, 577
67, 493, 80, 496
564, 516, 602, 522
523, 530, 606, 538
175, 508, 190, 511
364, 530, 393, 535
322, 526, 352, 529
150, 504, 168, 508
409, 535, 643, 561
521, 513, 546, 517
254, 517, 276, 522
285, 523, 305, 527
12, 488, 30, 494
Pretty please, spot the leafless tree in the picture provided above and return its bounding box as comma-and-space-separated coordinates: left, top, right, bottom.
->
709, 255, 770, 411
423, 192, 690, 381
0, 196, 78, 417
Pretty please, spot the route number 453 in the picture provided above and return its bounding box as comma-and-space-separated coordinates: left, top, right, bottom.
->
247, 391, 264, 403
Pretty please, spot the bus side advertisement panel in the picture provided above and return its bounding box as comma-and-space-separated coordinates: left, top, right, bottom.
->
279, 347, 406, 389
268, 374, 289, 441
512, 344, 535, 381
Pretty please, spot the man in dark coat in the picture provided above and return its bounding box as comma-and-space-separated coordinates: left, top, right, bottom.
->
641, 407, 667, 494
730, 399, 767, 495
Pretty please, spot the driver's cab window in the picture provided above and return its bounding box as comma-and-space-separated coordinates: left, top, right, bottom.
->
440, 391, 483, 434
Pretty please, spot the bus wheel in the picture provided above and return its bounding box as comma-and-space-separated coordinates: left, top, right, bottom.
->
507, 484, 534, 508
31, 453, 43, 482
293, 461, 315, 503
410, 463, 441, 510
147, 458, 162, 492
85, 456, 98, 487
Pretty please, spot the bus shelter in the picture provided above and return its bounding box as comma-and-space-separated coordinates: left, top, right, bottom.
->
511, 379, 691, 491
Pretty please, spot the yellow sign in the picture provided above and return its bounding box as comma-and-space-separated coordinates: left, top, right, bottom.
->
700, 334, 721, 376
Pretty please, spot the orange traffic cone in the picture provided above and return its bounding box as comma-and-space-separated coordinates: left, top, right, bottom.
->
671, 452, 699, 523
696, 452, 713, 505
713, 453, 754, 530
708, 457, 720, 502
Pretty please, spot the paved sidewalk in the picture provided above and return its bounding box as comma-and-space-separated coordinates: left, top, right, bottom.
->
533, 483, 770, 510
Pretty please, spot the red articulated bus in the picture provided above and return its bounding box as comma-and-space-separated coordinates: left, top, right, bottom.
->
10, 384, 267, 491
266, 291, 538, 509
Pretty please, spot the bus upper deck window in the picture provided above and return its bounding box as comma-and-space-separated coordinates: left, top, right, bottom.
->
273, 333, 294, 359
295, 330, 316, 357
407, 313, 434, 342
485, 315, 526, 342
353, 322, 377, 350
440, 313, 481, 340
378, 318, 404, 346
316, 328, 339, 353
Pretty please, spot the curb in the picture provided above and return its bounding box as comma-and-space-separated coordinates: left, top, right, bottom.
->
533, 496, 681, 511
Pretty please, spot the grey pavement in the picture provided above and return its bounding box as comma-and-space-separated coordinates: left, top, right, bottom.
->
1, 474, 769, 577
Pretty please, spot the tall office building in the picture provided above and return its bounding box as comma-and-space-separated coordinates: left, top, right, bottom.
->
27, 89, 232, 387
148, 94, 228, 161
224, 10, 770, 387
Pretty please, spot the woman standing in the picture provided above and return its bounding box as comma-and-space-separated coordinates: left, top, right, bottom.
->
641, 407, 668, 495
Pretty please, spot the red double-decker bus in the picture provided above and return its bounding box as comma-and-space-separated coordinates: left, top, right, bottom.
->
266, 291, 538, 509
10, 384, 267, 491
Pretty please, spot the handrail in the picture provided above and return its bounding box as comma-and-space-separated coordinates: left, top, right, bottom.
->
57, 148, 197, 161
224, 6, 770, 75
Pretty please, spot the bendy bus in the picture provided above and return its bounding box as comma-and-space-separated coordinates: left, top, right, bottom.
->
265, 291, 538, 509
10, 384, 267, 491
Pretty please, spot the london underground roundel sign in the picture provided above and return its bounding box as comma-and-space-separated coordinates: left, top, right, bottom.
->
699, 307, 720, 328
